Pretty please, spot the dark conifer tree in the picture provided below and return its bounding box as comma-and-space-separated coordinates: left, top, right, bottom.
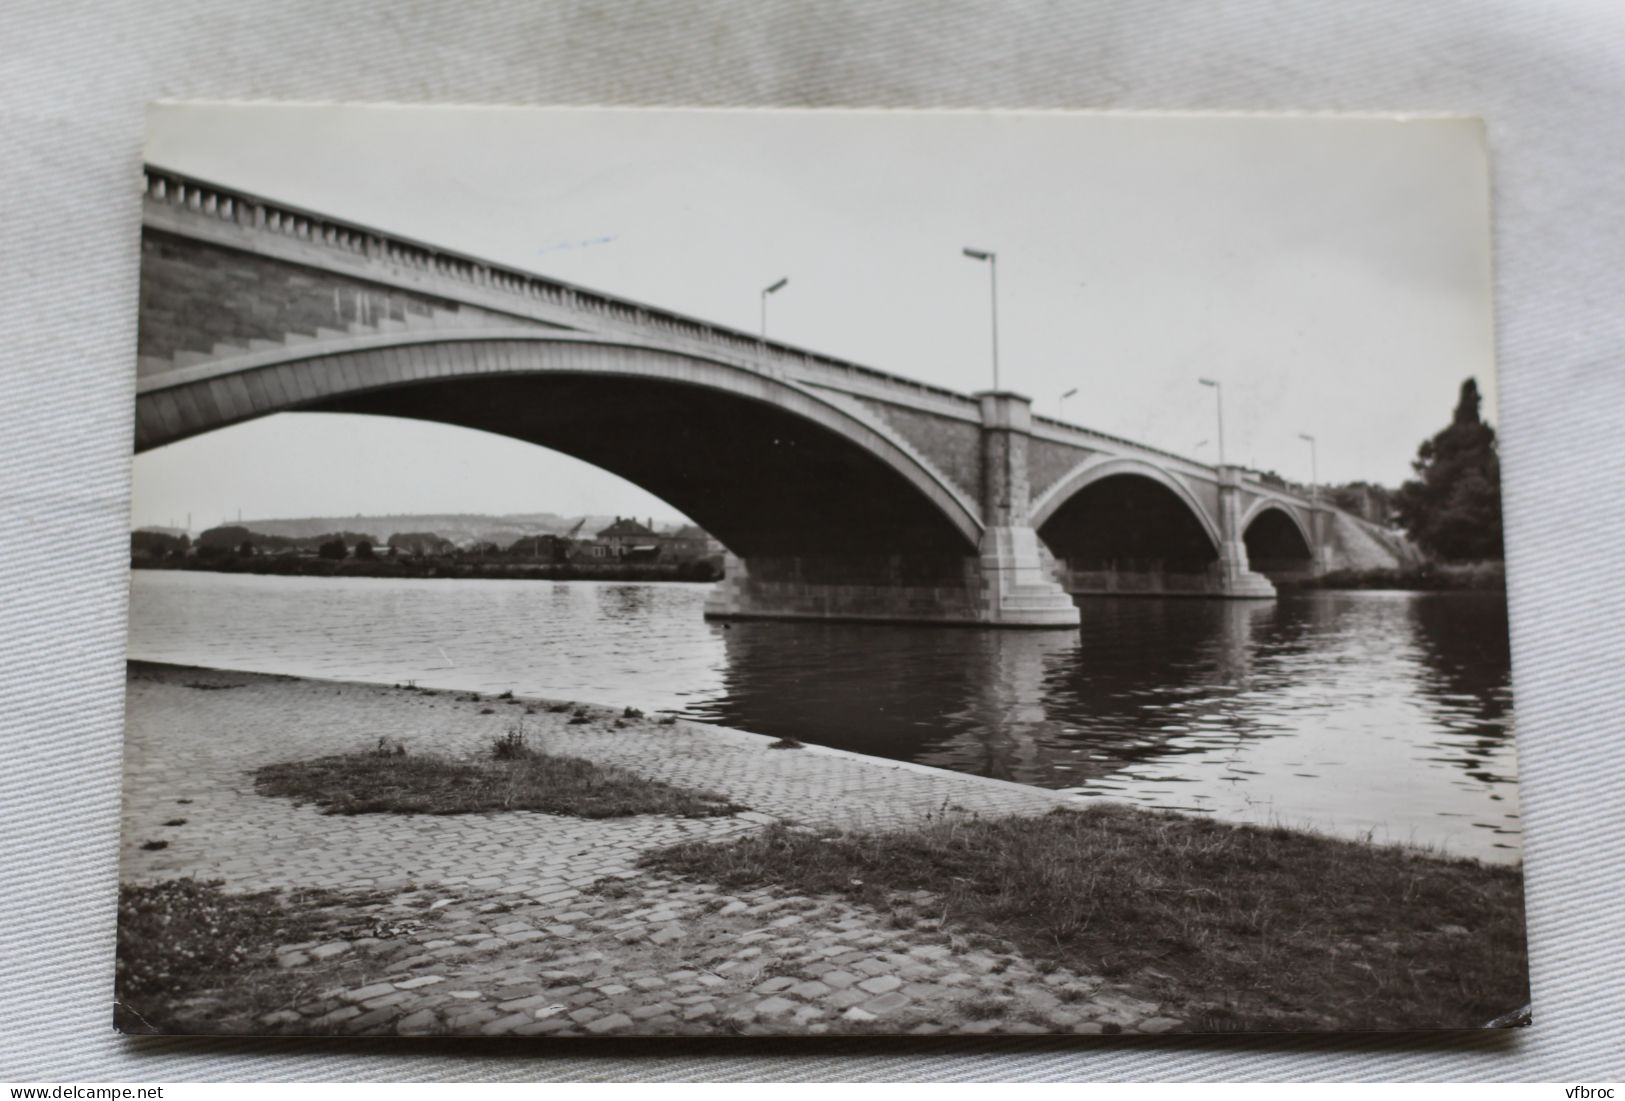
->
1394, 378, 1504, 561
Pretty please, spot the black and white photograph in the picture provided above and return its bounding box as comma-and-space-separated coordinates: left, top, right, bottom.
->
116, 103, 1526, 1039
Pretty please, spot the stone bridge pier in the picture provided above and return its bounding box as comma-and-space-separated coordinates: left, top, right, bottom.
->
1214, 466, 1280, 599
703, 392, 1081, 628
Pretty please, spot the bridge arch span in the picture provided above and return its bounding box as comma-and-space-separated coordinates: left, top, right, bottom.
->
135, 333, 984, 558
1239, 497, 1314, 553
1029, 455, 1222, 550
1030, 456, 1228, 595
1240, 500, 1316, 583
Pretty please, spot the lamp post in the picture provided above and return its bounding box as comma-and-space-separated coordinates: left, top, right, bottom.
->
1198, 377, 1226, 466
760, 277, 788, 339
1059, 387, 1078, 419
962, 247, 999, 389
1298, 432, 1319, 505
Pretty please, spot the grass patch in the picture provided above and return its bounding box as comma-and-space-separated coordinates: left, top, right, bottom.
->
642, 806, 1529, 1033
115, 878, 396, 1034
255, 732, 743, 819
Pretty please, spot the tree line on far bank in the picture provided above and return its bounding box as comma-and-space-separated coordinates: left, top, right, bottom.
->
1282, 377, 1502, 591
130, 526, 723, 583
1262, 378, 1502, 568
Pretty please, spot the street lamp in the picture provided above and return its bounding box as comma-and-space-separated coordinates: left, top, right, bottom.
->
1059, 387, 1078, 419
1198, 377, 1226, 466
1298, 432, 1319, 504
760, 277, 788, 339
962, 247, 999, 389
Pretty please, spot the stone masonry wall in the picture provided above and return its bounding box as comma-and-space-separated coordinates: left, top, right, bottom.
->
1027, 436, 1095, 505
844, 397, 983, 507
138, 231, 517, 363
707, 554, 986, 623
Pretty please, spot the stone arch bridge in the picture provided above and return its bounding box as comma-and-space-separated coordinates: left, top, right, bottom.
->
135, 167, 1410, 628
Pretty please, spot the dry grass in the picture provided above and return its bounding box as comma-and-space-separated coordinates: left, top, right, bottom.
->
115, 878, 397, 1034
254, 737, 743, 819
644, 806, 1529, 1033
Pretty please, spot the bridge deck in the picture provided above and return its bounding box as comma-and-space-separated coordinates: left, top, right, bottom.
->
142, 164, 1317, 501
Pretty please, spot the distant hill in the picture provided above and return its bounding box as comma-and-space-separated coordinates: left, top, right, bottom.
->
227, 512, 685, 547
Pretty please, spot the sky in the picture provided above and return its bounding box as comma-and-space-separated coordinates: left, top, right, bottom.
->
133, 105, 1494, 531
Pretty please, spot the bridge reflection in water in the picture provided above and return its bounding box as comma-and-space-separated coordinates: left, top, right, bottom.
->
700, 592, 1518, 862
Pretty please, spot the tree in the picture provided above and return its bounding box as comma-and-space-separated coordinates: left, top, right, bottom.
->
317, 538, 348, 560
1394, 378, 1503, 561
197, 524, 253, 550
354, 539, 376, 560
130, 530, 189, 560
1329, 482, 1396, 526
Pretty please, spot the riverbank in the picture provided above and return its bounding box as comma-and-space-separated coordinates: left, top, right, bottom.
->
131, 557, 723, 582
136, 556, 1505, 592
119, 662, 1528, 1037
1283, 560, 1505, 591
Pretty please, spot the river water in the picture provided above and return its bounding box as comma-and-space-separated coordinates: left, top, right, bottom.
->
127, 570, 1521, 863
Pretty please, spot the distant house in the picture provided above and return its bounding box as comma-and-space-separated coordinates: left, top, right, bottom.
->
595, 516, 659, 558
658, 524, 723, 562
508, 534, 571, 563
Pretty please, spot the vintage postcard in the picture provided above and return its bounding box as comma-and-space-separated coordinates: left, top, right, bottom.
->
119, 104, 1526, 1038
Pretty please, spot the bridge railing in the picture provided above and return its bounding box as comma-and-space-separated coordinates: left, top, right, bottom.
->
141, 166, 978, 413
1029, 412, 1218, 474
1029, 413, 1321, 509
1239, 473, 1320, 507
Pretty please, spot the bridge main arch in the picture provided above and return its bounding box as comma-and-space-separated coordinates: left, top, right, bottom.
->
136, 332, 984, 559
137, 331, 1092, 624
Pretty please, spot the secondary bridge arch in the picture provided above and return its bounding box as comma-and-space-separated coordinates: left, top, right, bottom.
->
1030, 455, 1223, 550
136, 332, 985, 558
1030, 455, 1233, 596
1240, 499, 1316, 584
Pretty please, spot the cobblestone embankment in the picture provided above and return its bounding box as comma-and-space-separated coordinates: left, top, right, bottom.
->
121, 662, 1183, 1037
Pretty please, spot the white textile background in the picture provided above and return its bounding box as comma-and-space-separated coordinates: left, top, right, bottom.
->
1, 0, 1621, 1082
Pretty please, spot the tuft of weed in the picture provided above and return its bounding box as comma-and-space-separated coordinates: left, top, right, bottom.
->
489, 721, 534, 761
584, 876, 638, 899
